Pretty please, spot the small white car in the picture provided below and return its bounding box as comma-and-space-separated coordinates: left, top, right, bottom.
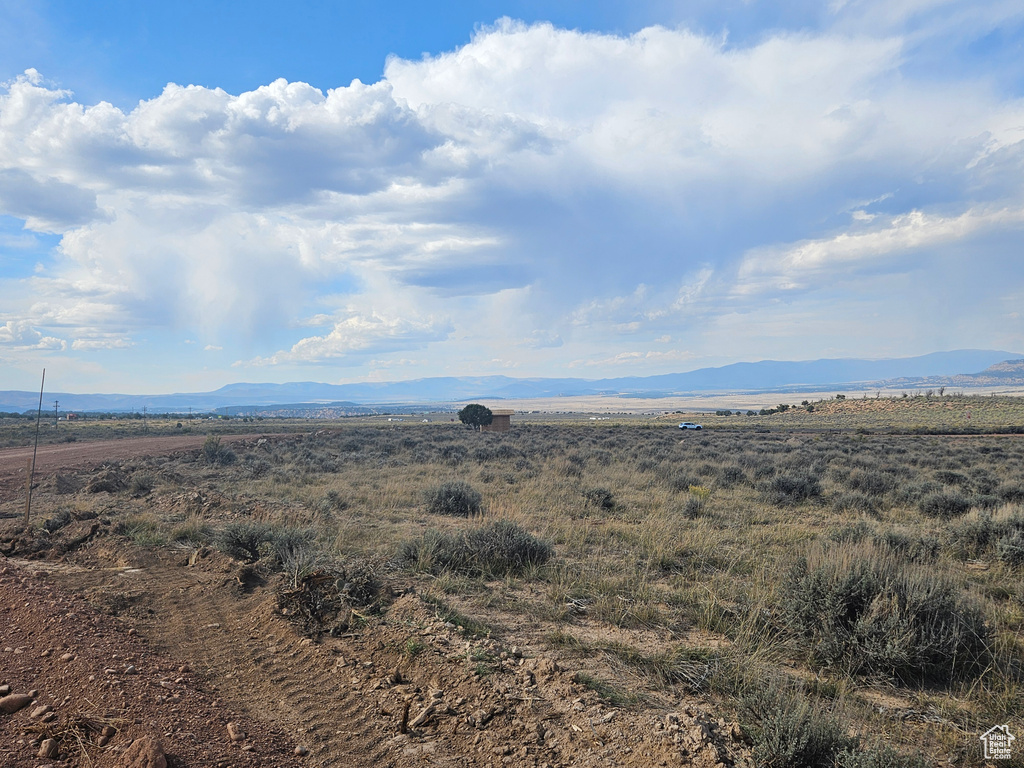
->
678, 422, 703, 430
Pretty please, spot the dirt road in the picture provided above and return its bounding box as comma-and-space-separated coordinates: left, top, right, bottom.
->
0, 434, 254, 502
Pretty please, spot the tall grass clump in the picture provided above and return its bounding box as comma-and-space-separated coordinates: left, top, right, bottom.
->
400, 520, 552, 577
424, 480, 483, 517
779, 541, 990, 684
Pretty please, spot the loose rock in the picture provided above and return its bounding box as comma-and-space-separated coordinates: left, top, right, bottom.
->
119, 736, 168, 768
0, 693, 33, 714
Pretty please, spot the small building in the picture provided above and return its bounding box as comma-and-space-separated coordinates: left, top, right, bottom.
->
481, 409, 514, 432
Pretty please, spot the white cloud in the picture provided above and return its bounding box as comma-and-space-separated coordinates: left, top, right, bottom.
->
0, 319, 66, 350
70, 335, 133, 351
735, 206, 1024, 296
1, 12, 1023, 385
243, 309, 453, 366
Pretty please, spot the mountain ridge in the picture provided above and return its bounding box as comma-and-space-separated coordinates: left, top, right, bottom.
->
1, 349, 1021, 413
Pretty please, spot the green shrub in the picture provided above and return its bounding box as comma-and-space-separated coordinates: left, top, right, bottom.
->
944, 510, 1024, 559
129, 472, 155, 495
741, 679, 856, 768
271, 526, 316, 564
670, 473, 701, 492
400, 520, 553, 577
202, 435, 237, 465
243, 454, 271, 478
463, 520, 554, 574
832, 492, 880, 517
828, 520, 873, 543
683, 495, 707, 518
584, 487, 615, 509
216, 520, 275, 563
997, 530, 1024, 568
718, 465, 747, 488
891, 481, 938, 506
918, 491, 971, 518
846, 470, 894, 497
439, 444, 468, 466
997, 482, 1024, 503
934, 470, 969, 488
764, 473, 822, 505
780, 542, 990, 684
425, 480, 483, 517
114, 514, 167, 546
872, 530, 939, 563
836, 745, 929, 768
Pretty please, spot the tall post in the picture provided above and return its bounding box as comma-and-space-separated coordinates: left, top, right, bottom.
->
53, 399, 59, 428
26, 369, 45, 523
23, 458, 32, 521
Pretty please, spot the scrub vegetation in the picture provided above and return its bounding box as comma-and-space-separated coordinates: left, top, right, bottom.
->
3, 395, 1024, 765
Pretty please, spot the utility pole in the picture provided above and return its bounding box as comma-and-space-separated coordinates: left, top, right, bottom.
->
53, 399, 59, 428
143, 405, 148, 434
25, 369, 45, 523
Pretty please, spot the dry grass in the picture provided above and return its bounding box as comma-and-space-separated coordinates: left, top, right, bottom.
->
657, 392, 1024, 433
7, 396, 1024, 765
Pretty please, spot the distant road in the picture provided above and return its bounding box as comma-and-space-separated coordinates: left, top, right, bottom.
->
0, 434, 257, 502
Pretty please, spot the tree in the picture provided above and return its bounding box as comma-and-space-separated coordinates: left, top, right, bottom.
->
458, 404, 493, 431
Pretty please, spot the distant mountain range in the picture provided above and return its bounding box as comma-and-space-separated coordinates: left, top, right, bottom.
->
1, 349, 1022, 413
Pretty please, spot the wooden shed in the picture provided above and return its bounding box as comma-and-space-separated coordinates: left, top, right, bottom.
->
481, 409, 514, 432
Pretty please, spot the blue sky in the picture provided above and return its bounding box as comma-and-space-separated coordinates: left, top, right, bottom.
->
1, 1, 1023, 393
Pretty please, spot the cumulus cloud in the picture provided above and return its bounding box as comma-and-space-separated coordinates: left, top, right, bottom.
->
0, 319, 66, 350
1, 11, 1023, 383
0, 168, 98, 230
244, 309, 453, 366
735, 206, 1024, 296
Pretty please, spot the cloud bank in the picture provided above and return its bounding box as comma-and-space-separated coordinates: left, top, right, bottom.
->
1, 8, 1023, 389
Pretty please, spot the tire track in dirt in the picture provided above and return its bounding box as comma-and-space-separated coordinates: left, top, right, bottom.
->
247, 621, 389, 766
124, 559, 394, 768
40, 547, 758, 768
